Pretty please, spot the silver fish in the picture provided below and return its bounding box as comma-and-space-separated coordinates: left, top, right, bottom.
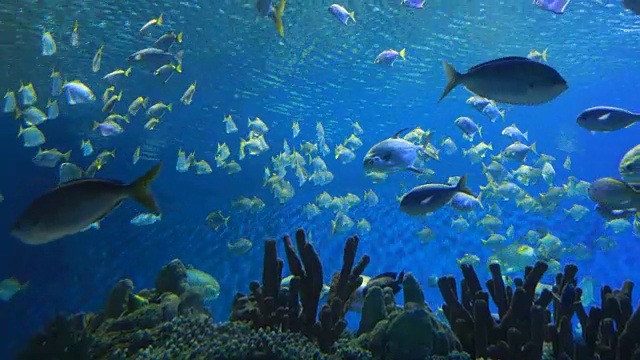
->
400, 175, 474, 215
363, 128, 437, 174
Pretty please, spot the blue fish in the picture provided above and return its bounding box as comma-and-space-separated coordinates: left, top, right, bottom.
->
455, 117, 482, 141
374, 48, 406, 66
501, 124, 528, 143
329, 4, 356, 25
533, 0, 570, 14
401, 0, 426, 9
400, 175, 475, 215
450, 192, 483, 212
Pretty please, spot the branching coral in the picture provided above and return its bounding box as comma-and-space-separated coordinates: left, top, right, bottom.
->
438, 260, 640, 360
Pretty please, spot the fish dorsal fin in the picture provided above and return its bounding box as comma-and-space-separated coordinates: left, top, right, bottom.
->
392, 128, 411, 138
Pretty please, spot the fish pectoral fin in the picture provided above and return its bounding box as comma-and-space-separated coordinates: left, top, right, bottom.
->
420, 196, 434, 205
597, 113, 611, 121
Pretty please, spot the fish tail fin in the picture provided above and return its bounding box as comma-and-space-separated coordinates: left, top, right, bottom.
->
456, 174, 475, 196
175, 62, 183, 73
157, 13, 164, 26
129, 163, 162, 214
398, 48, 406, 60
177, 32, 183, 43
439, 60, 461, 102
542, 48, 548, 62
477, 192, 484, 209
530, 142, 537, 154
487, 142, 493, 150
17, 126, 24, 138
523, 131, 529, 142
166, 103, 173, 112
64, 150, 72, 161
349, 11, 356, 23
92, 121, 99, 130
125, 67, 132, 76
142, 97, 150, 108
273, 0, 287, 37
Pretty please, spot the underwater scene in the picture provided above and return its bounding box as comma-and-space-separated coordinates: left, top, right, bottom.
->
4, 0, 640, 358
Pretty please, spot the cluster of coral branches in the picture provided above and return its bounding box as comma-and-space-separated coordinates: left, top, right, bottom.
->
438, 261, 640, 360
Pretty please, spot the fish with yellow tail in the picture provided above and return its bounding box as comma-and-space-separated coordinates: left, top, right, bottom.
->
12, 163, 162, 245
257, 0, 287, 37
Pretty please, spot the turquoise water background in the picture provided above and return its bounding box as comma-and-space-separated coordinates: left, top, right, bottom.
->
2, 0, 640, 355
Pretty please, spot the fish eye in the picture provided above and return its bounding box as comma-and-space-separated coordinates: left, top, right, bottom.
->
624, 164, 633, 172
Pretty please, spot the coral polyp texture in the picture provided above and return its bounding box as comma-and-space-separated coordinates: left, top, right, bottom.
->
17, 228, 640, 360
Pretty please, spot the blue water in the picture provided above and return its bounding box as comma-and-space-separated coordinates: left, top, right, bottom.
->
2, 0, 640, 356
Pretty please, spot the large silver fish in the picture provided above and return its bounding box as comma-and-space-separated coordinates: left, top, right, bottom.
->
363, 128, 437, 174
12, 163, 162, 245
400, 175, 474, 215
439, 57, 568, 105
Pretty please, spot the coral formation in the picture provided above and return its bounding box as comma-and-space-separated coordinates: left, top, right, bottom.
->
438, 260, 640, 360
18, 229, 472, 360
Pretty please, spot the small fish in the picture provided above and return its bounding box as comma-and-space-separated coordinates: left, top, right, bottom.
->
439, 57, 568, 105
102, 91, 123, 113
292, 120, 300, 138
441, 137, 458, 155
58, 162, 83, 184
50, 70, 63, 96
527, 48, 548, 62
70, 21, 79, 47
401, 0, 426, 9
18, 126, 46, 147
93, 120, 124, 137
455, 117, 482, 141
482, 103, 505, 122
17, 107, 47, 126
103, 67, 132, 84
400, 175, 474, 215
4, 90, 16, 113
502, 142, 537, 162
154, 63, 182, 84
541, 162, 556, 186
130, 212, 162, 226
127, 48, 184, 65
248, 117, 269, 134
12, 164, 162, 245
227, 238, 253, 255
41, 29, 57, 56
194, 160, 213, 175
133, 146, 141, 165
139, 14, 163, 34
153, 31, 183, 50
92, 45, 104, 73
32, 148, 71, 168
147, 102, 172, 117
450, 192, 483, 212
533, 0, 570, 14
144, 118, 160, 130
180, 81, 197, 105
128, 96, 149, 115
224, 115, 238, 134
206, 211, 230, 231
563, 155, 571, 170
576, 106, 640, 132
19, 82, 37, 105
46, 99, 59, 120
329, 4, 355, 25
363, 128, 436, 174
62, 80, 95, 105
80, 139, 94, 157
374, 48, 406, 66
466, 95, 493, 112
501, 124, 528, 143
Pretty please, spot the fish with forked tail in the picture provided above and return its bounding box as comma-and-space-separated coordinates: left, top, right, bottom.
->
257, 0, 287, 37
12, 163, 163, 245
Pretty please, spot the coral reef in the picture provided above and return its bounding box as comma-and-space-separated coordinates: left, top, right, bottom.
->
438, 260, 640, 360
231, 228, 371, 353
19, 229, 472, 360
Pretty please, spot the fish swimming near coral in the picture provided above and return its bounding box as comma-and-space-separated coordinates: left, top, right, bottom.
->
12, 163, 162, 245
347, 271, 405, 312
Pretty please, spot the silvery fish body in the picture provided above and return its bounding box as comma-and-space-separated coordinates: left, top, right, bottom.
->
400, 175, 473, 215
450, 192, 482, 212
501, 124, 528, 143
329, 4, 355, 25
62, 81, 96, 105
363, 129, 426, 173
